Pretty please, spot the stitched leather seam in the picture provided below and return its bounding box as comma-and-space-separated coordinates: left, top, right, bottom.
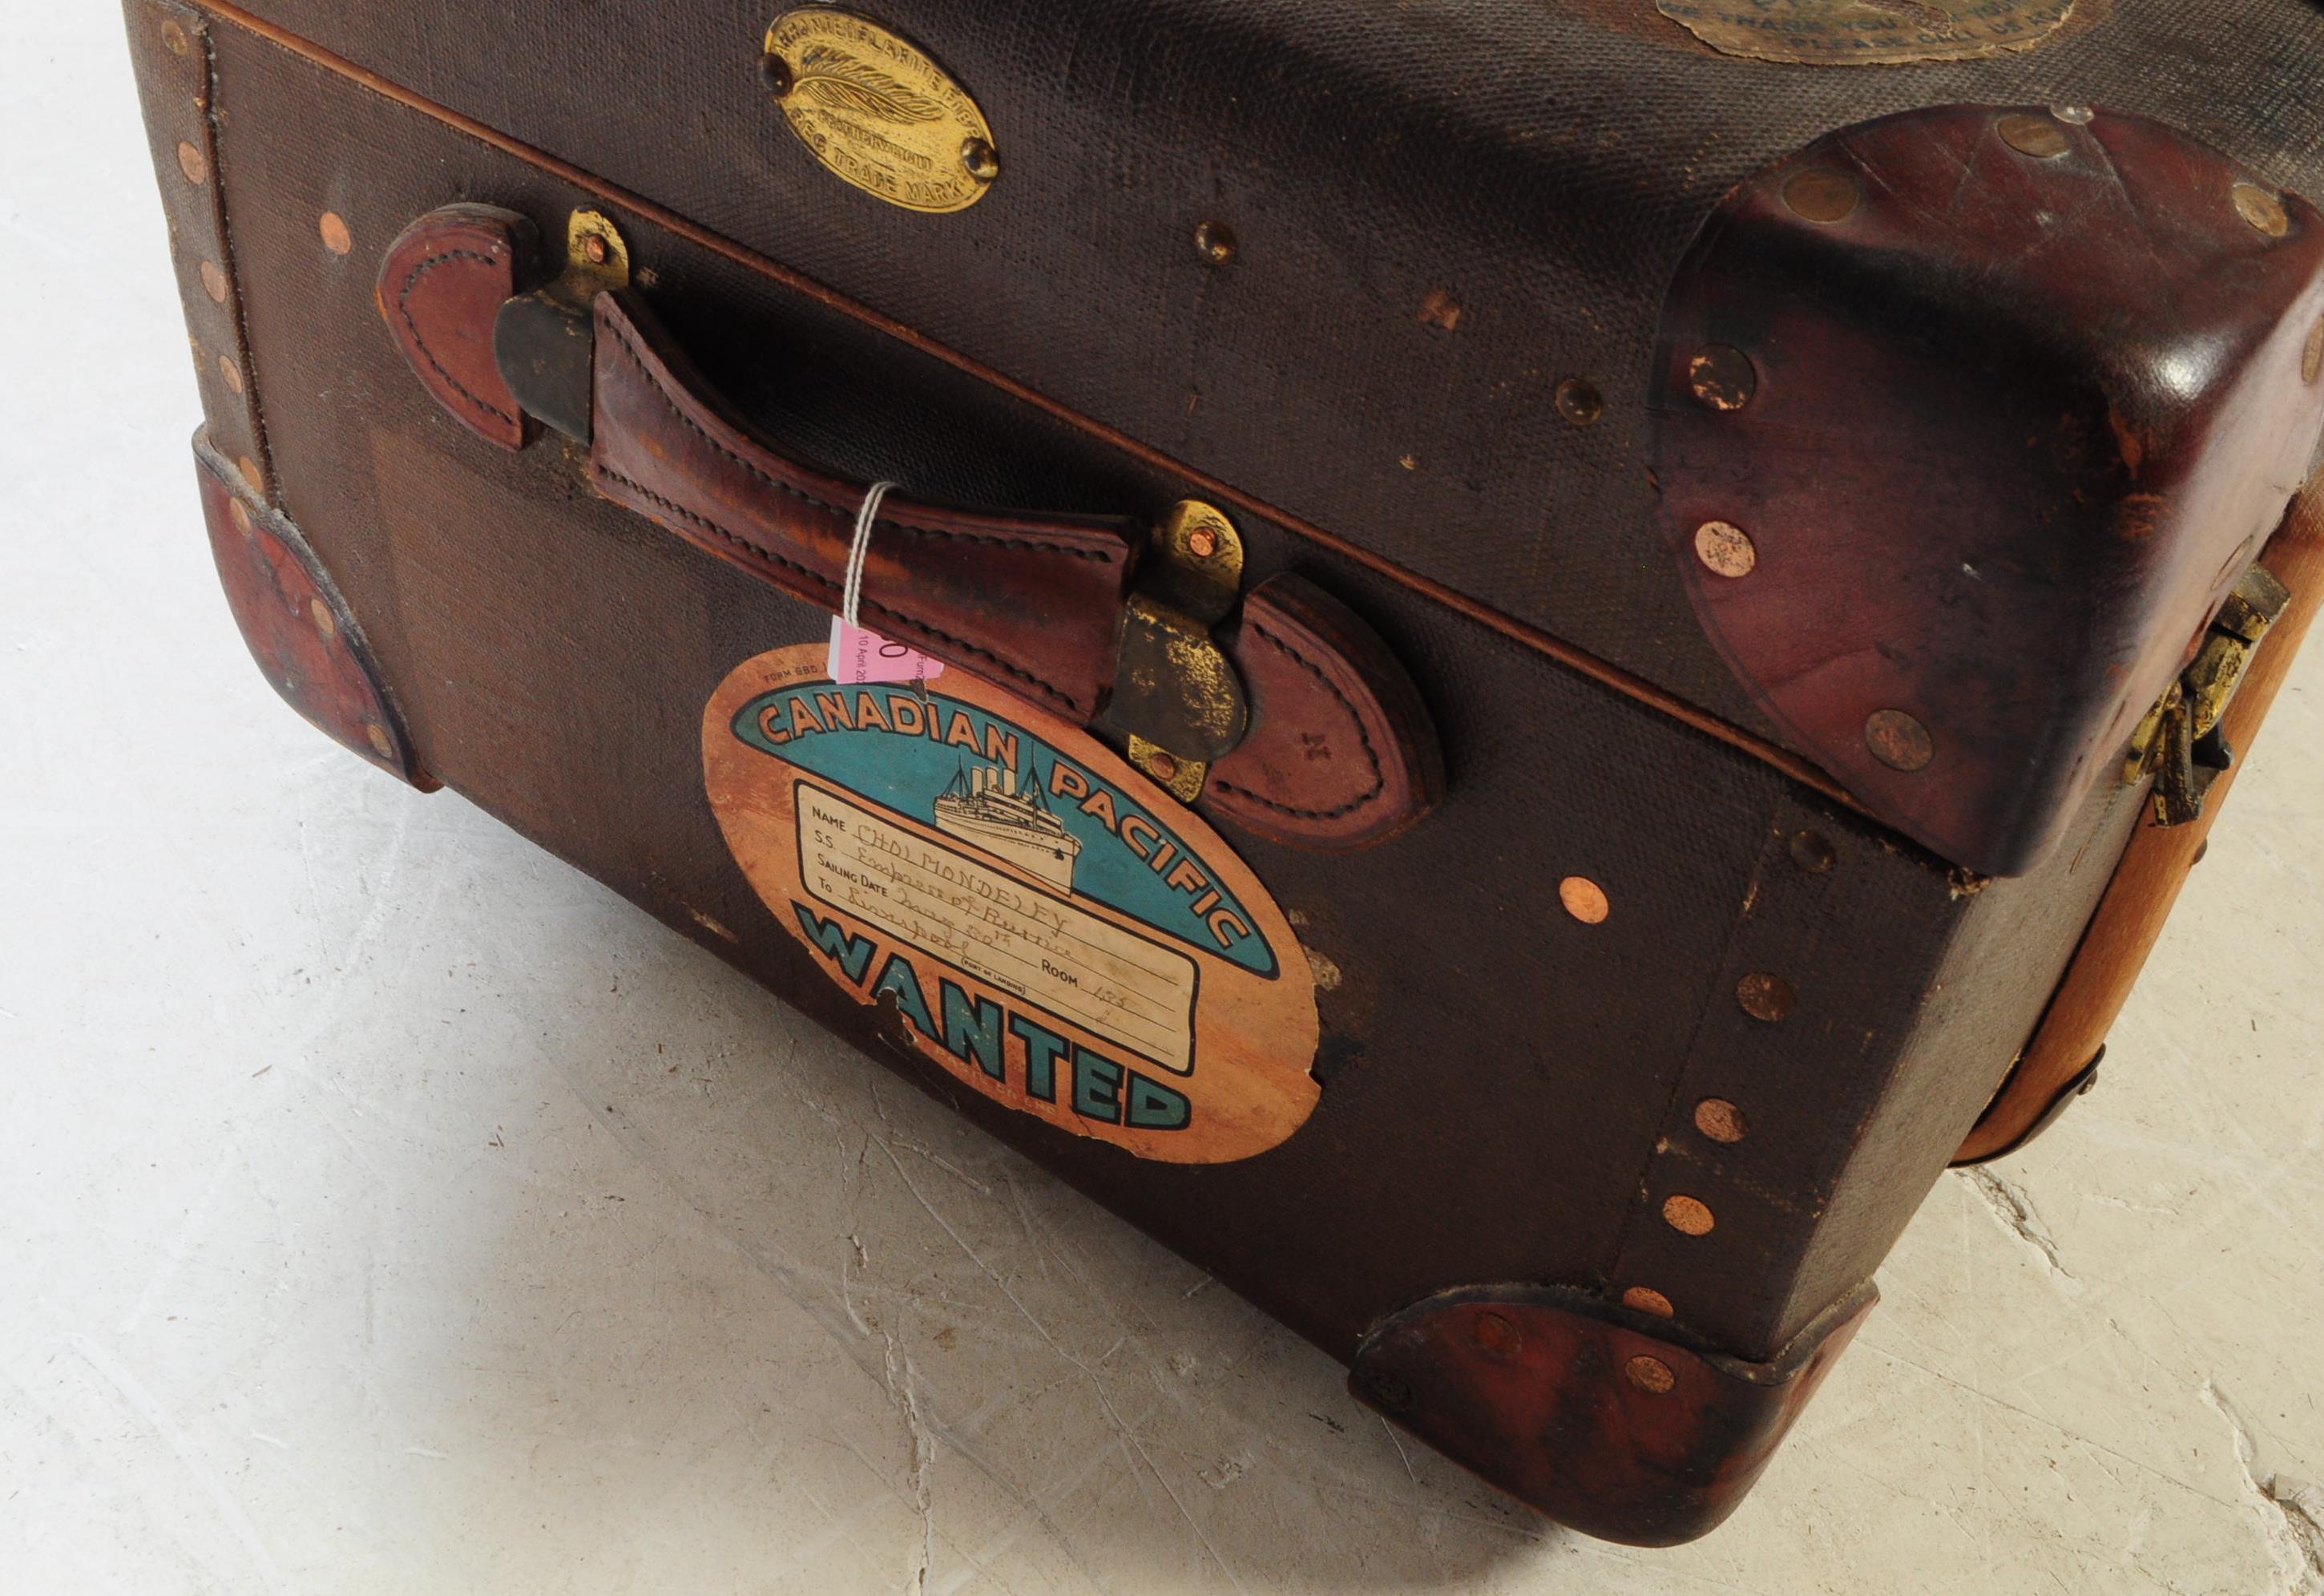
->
595, 463, 1083, 713
1212, 619, 1386, 821
396, 246, 519, 425
602, 313, 1119, 564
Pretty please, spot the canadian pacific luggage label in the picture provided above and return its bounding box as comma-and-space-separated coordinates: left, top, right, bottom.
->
704, 645, 1321, 1163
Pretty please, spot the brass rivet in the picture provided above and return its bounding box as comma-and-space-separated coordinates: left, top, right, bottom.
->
1866, 708, 1935, 772
176, 140, 208, 185
1997, 112, 2071, 160
218, 353, 244, 394
758, 52, 794, 96
1186, 526, 1220, 559
1626, 1355, 1677, 1395
319, 212, 353, 256
1622, 1287, 1675, 1319
365, 723, 395, 760
1473, 1311, 1522, 1356
1555, 378, 1604, 426
1662, 1194, 1715, 1237
160, 18, 190, 55
2304, 317, 2323, 386
237, 455, 265, 495
1689, 345, 1757, 411
1736, 972, 1797, 1024
199, 260, 229, 304
228, 497, 254, 538
1693, 520, 1757, 580
309, 597, 338, 641
1194, 220, 1237, 266
1788, 830, 1837, 874
2233, 183, 2292, 239
2052, 104, 2095, 125
1694, 1097, 1748, 1145
1418, 288, 1463, 332
1147, 749, 1180, 782
1782, 168, 1859, 224
1559, 875, 1611, 925
961, 137, 1002, 183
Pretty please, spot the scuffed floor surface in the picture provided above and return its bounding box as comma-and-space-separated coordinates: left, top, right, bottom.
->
4, 10, 2321, 1594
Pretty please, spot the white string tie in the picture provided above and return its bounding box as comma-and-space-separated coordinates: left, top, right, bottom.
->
841, 481, 899, 630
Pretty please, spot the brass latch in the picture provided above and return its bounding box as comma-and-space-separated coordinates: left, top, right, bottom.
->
1106, 501, 1251, 802
2124, 564, 2292, 825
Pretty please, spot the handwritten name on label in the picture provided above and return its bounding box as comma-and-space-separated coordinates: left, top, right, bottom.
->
799, 785, 1196, 1073
827, 618, 944, 685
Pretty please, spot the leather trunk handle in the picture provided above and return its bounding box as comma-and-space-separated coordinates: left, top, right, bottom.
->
377, 203, 1443, 851
590, 289, 1136, 723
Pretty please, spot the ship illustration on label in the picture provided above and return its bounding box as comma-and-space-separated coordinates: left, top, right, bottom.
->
703, 646, 1320, 1164
932, 758, 1082, 892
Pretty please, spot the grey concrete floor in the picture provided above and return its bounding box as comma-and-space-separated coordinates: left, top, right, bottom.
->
5, 10, 2322, 1593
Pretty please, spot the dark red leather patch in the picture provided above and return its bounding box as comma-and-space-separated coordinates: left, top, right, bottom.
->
1350, 1283, 1874, 1546
1654, 106, 2324, 877
1208, 575, 1443, 851
196, 438, 435, 790
376, 204, 535, 450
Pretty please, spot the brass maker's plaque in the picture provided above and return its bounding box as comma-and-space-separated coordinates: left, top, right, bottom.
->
764, 9, 997, 212
1656, 0, 2074, 65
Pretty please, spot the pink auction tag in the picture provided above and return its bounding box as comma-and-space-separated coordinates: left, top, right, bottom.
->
827, 617, 946, 685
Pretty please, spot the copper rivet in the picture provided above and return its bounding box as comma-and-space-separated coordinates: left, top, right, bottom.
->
199, 260, 229, 304
228, 497, 254, 538
2304, 317, 2323, 386
365, 724, 395, 760
237, 456, 264, 495
319, 212, 353, 256
1555, 378, 1604, 427
1694, 1097, 1748, 1145
961, 138, 1002, 183
1693, 520, 1757, 580
2233, 183, 2292, 239
309, 597, 338, 641
1688, 345, 1757, 411
1782, 168, 1860, 224
1622, 1287, 1676, 1319
1662, 1194, 1715, 1237
177, 140, 208, 185
1148, 750, 1180, 782
2052, 104, 2095, 125
1194, 221, 1237, 266
1473, 1311, 1522, 1355
1559, 875, 1611, 925
1865, 708, 1935, 772
583, 234, 611, 266
759, 52, 794, 96
1187, 527, 1220, 559
1997, 112, 2070, 160
1626, 1355, 1677, 1395
1788, 829, 1837, 874
160, 18, 190, 55
1736, 972, 1797, 1024
218, 354, 244, 394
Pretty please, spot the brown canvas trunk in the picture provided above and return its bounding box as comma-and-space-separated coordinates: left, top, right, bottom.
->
125, 0, 2324, 1545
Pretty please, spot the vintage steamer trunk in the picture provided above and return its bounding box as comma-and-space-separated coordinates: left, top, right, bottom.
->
127, 0, 2324, 1544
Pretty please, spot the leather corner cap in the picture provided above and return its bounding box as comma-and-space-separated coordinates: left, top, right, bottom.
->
1205, 575, 1445, 851
194, 436, 437, 791
375, 204, 537, 450
1652, 105, 2324, 876
1348, 1282, 1875, 1546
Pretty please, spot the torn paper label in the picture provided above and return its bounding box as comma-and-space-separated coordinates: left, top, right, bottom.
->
1656, 0, 2074, 66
